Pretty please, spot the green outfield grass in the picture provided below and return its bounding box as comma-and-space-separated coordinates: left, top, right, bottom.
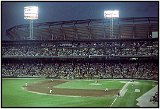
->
2, 78, 157, 107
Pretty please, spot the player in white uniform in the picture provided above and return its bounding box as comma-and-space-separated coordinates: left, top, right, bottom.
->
105, 88, 108, 91
50, 89, 52, 94
25, 82, 28, 87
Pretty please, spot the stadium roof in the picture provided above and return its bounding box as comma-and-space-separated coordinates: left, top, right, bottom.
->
6, 17, 158, 40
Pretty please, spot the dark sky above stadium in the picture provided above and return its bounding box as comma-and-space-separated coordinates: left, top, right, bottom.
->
2, 1, 158, 40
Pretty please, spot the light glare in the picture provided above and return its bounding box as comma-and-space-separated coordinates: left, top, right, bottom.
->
24, 6, 38, 20
104, 10, 119, 18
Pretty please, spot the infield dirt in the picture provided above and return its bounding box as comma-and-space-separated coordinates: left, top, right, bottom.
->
23, 80, 120, 97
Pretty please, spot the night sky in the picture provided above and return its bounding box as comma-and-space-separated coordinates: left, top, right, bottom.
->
2, 1, 158, 40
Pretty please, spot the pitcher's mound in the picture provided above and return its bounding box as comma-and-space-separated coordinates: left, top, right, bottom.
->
89, 83, 102, 85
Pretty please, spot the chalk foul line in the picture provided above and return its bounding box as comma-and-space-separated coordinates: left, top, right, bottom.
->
110, 96, 118, 107
109, 81, 130, 107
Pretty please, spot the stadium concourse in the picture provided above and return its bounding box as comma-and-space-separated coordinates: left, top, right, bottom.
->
2, 17, 158, 107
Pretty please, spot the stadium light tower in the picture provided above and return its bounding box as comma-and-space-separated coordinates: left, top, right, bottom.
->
104, 10, 119, 38
24, 6, 38, 40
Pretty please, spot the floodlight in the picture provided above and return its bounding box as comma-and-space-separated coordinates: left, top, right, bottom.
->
104, 10, 119, 18
24, 6, 39, 40
24, 6, 38, 20
104, 10, 119, 38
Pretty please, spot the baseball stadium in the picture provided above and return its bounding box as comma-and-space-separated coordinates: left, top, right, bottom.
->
2, 3, 159, 108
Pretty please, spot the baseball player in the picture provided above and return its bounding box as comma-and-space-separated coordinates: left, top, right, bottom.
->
50, 89, 52, 94
117, 92, 120, 97
25, 82, 28, 87
95, 80, 98, 84
105, 88, 108, 91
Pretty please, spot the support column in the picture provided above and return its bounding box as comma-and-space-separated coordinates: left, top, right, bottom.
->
30, 20, 34, 40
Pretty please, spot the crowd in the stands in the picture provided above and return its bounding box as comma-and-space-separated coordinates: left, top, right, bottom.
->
2, 41, 158, 57
2, 62, 158, 80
